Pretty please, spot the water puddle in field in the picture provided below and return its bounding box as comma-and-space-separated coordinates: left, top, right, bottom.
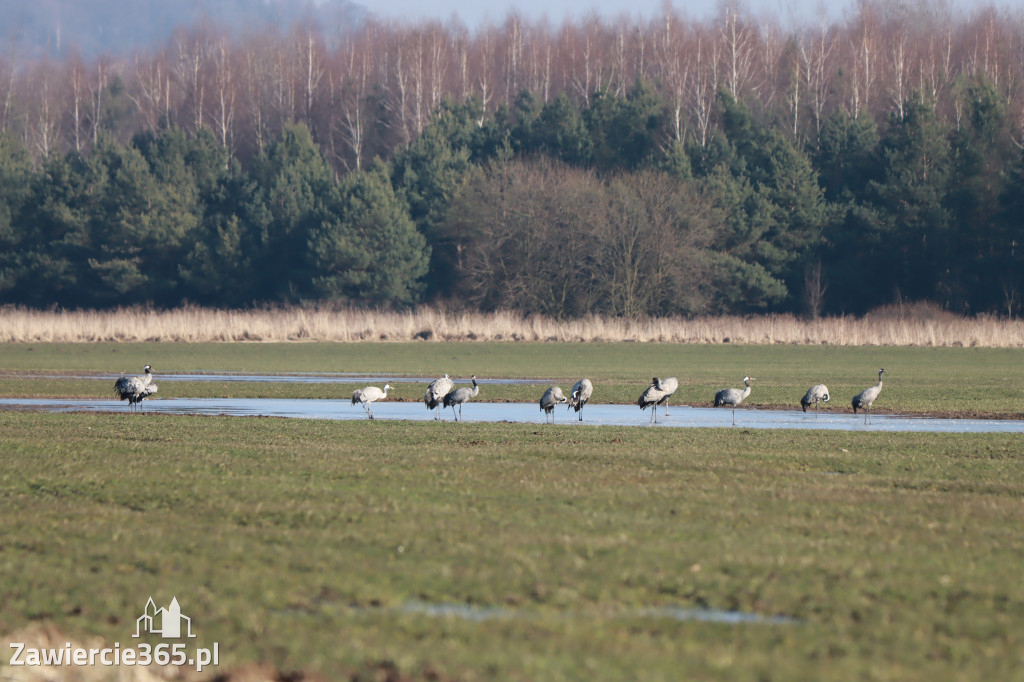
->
2, 397, 1024, 433
350, 602, 798, 625
329, 602, 798, 622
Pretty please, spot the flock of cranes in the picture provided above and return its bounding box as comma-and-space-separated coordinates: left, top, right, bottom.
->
113, 365, 887, 425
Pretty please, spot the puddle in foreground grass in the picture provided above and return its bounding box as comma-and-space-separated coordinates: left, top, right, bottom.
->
353, 601, 799, 625
2, 397, 1024, 433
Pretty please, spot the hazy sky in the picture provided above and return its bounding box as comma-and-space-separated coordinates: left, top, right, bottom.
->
356, 0, 830, 28
357, 0, 1008, 29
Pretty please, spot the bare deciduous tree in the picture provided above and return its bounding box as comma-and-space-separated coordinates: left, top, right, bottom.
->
719, 5, 760, 100
333, 33, 373, 171
211, 35, 237, 152
800, 20, 837, 137
27, 62, 61, 160
0, 49, 16, 133
804, 259, 828, 319
128, 54, 172, 131
889, 29, 909, 120
298, 23, 326, 122
689, 31, 718, 148
67, 54, 88, 153
172, 26, 211, 133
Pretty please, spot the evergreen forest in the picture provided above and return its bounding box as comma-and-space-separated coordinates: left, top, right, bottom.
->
1, 0, 1022, 317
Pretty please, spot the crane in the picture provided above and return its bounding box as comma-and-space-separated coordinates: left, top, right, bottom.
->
540, 386, 568, 423
114, 365, 158, 413
714, 376, 754, 425
801, 384, 830, 413
852, 369, 886, 424
424, 374, 454, 420
654, 377, 678, 416
443, 375, 479, 422
351, 384, 391, 420
638, 378, 670, 424
567, 378, 593, 422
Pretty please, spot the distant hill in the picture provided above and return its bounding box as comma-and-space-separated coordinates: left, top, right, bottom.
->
0, 0, 367, 57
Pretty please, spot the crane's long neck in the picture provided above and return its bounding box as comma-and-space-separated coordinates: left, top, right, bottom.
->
741, 379, 751, 399
471, 379, 479, 397
877, 371, 884, 388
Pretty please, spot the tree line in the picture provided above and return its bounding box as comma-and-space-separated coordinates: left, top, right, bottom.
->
0, 1, 1022, 316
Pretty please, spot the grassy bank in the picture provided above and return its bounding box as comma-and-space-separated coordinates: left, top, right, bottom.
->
1, 412, 1023, 681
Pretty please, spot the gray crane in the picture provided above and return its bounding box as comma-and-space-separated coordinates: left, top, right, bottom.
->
443, 375, 479, 422
114, 365, 158, 413
424, 374, 454, 420
714, 376, 754, 425
540, 386, 568, 423
567, 378, 593, 421
852, 369, 886, 424
351, 384, 391, 419
638, 377, 672, 424
801, 384, 830, 413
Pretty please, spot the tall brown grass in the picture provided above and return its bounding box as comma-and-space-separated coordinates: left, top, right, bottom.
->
1, 304, 1022, 347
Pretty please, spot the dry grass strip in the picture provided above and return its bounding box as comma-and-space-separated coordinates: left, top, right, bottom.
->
2, 304, 1022, 347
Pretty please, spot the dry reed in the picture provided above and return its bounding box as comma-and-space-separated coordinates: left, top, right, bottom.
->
2, 304, 1022, 347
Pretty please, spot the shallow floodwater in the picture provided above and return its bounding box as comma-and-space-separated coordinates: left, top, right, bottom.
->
2, 397, 1024, 433
356, 601, 799, 625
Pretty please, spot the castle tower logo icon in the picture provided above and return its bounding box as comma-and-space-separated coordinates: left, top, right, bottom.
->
133, 597, 196, 638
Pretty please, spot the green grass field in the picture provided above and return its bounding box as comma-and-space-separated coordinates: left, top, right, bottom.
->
1, 343, 1023, 681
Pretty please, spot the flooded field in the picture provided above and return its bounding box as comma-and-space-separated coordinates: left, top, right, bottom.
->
3, 396, 1024, 433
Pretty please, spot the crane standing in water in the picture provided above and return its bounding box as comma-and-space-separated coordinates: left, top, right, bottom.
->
114, 365, 158, 413
443, 375, 479, 422
352, 384, 391, 420
638, 378, 672, 424
714, 376, 754, 426
567, 378, 593, 422
540, 386, 568, 423
424, 374, 454, 420
801, 384, 830, 413
852, 369, 886, 424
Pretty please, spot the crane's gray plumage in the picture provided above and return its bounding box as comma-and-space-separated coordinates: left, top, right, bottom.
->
638, 377, 671, 424
714, 376, 753, 425
654, 377, 678, 415
443, 375, 479, 421
567, 378, 593, 421
351, 384, 391, 419
852, 369, 886, 424
114, 365, 158, 413
540, 386, 567, 423
424, 374, 454, 420
801, 384, 830, 412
